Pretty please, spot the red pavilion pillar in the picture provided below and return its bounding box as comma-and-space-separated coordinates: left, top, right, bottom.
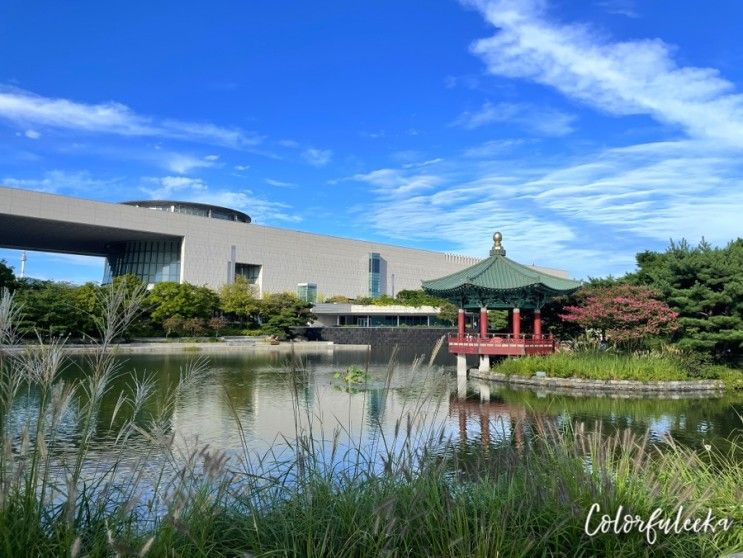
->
479, 307, 488, 338
457, 308, 465, 338
534, 309, 542, 339
512, 308, 521, 338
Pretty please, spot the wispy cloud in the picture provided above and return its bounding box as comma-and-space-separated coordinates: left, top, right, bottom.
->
339, 0, 743, 276
2, 170, 118, 195
302, 148, 333, 167
161, 153, 218, 174
141, 176, 301, 223
595, 0, 639, 18
0, 86, 263, 149
265, 178, 296, 188
464, 0, 743, 146
453, 101, 576, 136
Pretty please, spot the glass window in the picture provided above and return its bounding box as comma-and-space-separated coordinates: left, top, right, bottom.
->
297, 283, 317, 303
103, 239, 181, 285
368, 253, 381, 298
235, 263, 261, 284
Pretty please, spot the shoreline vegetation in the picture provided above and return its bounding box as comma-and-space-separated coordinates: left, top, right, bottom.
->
495, 352, 743, 391
1, 286, 742, 556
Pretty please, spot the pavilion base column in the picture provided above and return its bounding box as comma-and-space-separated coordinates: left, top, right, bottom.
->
534, 309, 542, 339
512, 308, 521, 338
478, 354, 490, 372
479, 382, 491, 402
457, 308, 465, 337
479, 307, 488, 338
457, 373, 468, 399
456, 354, 468, 377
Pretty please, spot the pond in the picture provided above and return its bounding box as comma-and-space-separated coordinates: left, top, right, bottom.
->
21, 347, 737, 467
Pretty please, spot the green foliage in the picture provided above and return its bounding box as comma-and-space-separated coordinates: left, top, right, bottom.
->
218, 276, 260, 324
14, 279, 101, 338
487, 309, 508, 330
0, 259, 15, 291
497, 351, 742, 387
334, 365, 368, 385
630, 238, 743, 362
147, 282, 220, 325
324, 295, 352, 303
258, 292, 314, 339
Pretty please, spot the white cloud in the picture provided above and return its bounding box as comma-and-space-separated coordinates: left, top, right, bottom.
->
0, 87, 262, 149
141, 176, 301, 223
24, 129, 41, 139
453, 101, 576, 136
2, 170, 117, 195
265, 178, 295, 188
464, 0, 743, 146
302, 148, 332, 167
278, 139, 300, 148
204, 154, 220, 161
463, 138, 526, 158
143, 176, 208, 199
162, 153, 216, 174
234, 164, 251, 171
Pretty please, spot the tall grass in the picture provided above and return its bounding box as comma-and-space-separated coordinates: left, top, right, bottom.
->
497, 350, 743, 387
0, 288, 741, 556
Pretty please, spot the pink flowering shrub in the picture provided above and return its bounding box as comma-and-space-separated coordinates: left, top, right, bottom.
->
560, 285, 679, 349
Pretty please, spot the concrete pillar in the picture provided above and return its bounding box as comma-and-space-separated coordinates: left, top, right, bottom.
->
479, 307, 488, 338
456, 354, 467, 377
534, 309, 542, 339
478, 354, 490, 372
512, 307, 521, 338
457, 308, 465, 337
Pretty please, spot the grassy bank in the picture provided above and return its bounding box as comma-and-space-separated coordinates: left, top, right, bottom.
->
497, 351, 743, 390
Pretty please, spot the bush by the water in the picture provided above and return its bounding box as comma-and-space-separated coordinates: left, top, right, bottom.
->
497, 350, 743, 389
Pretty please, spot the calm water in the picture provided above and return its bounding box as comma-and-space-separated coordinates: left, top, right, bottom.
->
8, 348, 743, 470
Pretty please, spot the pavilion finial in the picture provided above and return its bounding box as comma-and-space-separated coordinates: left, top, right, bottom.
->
490, 231, 506, 256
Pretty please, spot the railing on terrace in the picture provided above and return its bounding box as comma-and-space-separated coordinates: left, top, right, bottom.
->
448, 333, 555, 344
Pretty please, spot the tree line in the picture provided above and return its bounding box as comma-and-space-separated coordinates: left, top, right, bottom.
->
1, 237, 741, 361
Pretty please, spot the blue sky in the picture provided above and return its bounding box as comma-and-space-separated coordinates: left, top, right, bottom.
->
1, 0, 742, 283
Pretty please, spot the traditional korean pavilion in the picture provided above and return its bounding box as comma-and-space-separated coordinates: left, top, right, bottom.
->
422, 232, 581, 375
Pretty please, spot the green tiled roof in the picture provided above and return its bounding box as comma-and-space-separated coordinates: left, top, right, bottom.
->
422, 233, 581, 309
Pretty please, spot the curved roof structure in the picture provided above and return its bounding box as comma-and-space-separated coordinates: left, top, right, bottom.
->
422, 232, 581, 309
121, 200, 251, 223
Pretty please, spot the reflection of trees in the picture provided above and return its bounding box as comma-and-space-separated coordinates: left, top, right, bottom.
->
449, 383, 742, 457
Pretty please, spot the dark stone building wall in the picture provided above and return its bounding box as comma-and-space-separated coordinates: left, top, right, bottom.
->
319, 326, 451, 347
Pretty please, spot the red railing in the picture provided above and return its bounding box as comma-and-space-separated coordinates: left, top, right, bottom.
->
447, 333, 556, 355
448, 333, 554, 344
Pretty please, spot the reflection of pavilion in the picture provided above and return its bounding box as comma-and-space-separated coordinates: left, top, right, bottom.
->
449, 382, 529, 447
424, 232, 581, 375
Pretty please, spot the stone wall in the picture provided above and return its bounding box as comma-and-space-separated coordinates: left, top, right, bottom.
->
469, 371, 725, 393
318, 326, 450, 347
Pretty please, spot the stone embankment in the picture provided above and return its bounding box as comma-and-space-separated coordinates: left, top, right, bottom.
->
469, 370, 725, 394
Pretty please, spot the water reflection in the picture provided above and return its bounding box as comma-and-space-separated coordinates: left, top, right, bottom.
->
8, 349, 743, 469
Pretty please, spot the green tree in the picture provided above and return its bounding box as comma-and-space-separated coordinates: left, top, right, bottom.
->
218, 277, 260, 325
0, 259, 15, 291
147, 282, 220, 329
258, 292, 314, 339
631, 239, 743, 361
15, 280, 99, 338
